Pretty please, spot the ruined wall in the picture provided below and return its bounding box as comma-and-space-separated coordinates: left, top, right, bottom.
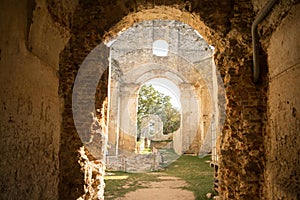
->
59, 36, 109, 200
214, 1, 267, 198
0, 0, 68, 199
265, 4, 300, 199
113, 51, 210, 154
109, 20, 214, 155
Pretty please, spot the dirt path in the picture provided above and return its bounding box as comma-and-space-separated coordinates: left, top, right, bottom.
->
116, 174, 195, 200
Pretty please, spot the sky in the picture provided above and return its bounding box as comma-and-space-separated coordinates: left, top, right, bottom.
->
145, 78, 181, 109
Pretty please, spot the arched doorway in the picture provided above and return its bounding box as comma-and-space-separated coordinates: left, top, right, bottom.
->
58, 2, 263, 199
106, 19, 218, 160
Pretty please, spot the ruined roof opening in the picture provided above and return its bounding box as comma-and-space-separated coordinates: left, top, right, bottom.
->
152, 40, 169, 57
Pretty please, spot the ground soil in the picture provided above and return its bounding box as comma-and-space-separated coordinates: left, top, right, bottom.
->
116, 173, 195, 200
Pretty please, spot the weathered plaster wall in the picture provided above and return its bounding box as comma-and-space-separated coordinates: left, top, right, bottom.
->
265, 4, 300, 199
0, 0, 67, 199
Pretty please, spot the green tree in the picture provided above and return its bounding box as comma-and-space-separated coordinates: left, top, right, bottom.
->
137, 85, 180, 136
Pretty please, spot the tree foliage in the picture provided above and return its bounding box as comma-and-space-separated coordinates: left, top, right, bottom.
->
137, 85, 180, 135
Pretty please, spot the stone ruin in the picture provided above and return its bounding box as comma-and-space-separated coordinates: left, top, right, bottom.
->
1, 1, 299, 199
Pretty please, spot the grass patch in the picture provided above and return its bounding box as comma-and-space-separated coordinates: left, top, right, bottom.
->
163, 155, 217, 200
104, 171, 160, 199
104, 155, 216, 200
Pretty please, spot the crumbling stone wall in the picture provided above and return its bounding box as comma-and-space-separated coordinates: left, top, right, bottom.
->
59, 34, 109, 200
78, 146, 106, 200
0, 0, 107, 199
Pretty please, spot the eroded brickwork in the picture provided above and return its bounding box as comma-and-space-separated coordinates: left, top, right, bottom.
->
214, 1, 267, 198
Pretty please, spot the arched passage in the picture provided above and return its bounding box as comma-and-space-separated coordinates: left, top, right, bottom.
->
108, 66, 205, 157
58, 2, 265, 199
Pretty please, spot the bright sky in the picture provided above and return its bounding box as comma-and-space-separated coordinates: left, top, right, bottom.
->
152, 40, 169, 57
145, 78, 181, 109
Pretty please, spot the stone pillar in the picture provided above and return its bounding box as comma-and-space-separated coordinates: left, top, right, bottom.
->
107, 78, 120, 156
173, 129, 182, 155
118, 83, 139, 153
211, 59, 219, 162
199, 85, 213, 154
180, 83, 200, 153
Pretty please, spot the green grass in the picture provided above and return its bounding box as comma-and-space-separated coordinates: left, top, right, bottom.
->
104, 171, 160, 199
104, 155, 216, 200
163, 155, 217, 200
140, 147, 152, 154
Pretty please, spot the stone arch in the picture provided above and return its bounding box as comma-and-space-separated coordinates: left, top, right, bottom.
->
107, 19, 216, 158
135, 69, 208, 155
108, 37, 215, 150
101, 5, 227, 45
58, 1, 264, 199
136, 69, 185, 86
109, 65, 206, 155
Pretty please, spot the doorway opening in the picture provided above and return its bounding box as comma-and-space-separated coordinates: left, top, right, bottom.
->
103, 19, 223, 198
136, 78, 181, 168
